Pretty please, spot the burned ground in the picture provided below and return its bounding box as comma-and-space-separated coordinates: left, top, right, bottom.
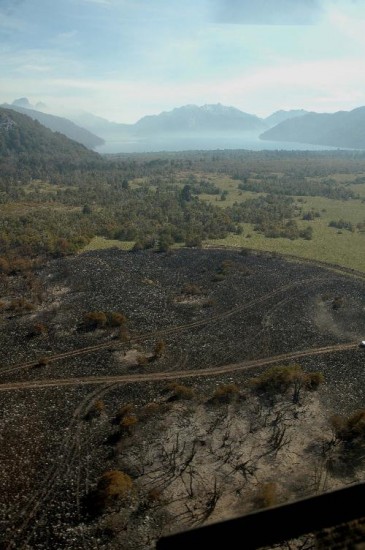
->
0, 248, 365, 549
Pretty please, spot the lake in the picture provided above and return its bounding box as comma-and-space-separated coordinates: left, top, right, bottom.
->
94, 135, 340, 154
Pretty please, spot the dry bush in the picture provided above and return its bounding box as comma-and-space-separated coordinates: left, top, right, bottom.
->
109, 312, 127, 327
114, 403, 134, 424
0, 257, 10, 274
83, 311, 108, 329
331, 409, 365, 443
9, 298, 34, 312
94, 400, 105, 414
211, 383, 240, 403
165, 382, 195, 401
304, 371, 324, 390
120, 415, 138, 434
202, 298, 215, 308
119, 326, 131, 343
250, 364, 323, 402
9, 257, 33, 274
251, 366, 296, 394
328, 409, 365, 474
147, 487, 163, 504
30, 322, 48, 336
154, 340, 166, 358
182, 283, 202, 296
211, 273, 225, 282
137, 354, 149, 366
85, 399, 105, 421
254, 482, 278, 510
94, 470, 134, 511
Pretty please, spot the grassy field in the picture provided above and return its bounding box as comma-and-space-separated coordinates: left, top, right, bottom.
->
81, 236, 134, 252
195, 174, 365, 272
79, 168, 365, 272
208, 225, 365, 272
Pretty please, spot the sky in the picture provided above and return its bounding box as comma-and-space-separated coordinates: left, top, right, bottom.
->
1, 0, 365, 123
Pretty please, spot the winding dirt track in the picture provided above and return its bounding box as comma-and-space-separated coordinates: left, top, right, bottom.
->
0, 275, 325, 377
0, 342, 358, 392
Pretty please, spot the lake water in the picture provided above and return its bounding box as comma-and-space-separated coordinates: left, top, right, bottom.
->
94, 135, 339, 154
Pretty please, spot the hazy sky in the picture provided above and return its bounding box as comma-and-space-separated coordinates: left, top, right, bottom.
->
1, 0, 365, 122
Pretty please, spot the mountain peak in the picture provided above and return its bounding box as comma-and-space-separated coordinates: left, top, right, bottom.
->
134, 103, 265, 134
12, 97, 32, 109
12, 97, 47, 112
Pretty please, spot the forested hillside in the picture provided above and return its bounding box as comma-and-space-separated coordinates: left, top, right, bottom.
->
3, 103, 104, 149
0, 107, 101, 179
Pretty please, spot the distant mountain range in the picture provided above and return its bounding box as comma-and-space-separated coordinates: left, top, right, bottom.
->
71, 104, 306, 139
264, 109, 308, 128
260, 107, 365, 149
132, 103, 266, 134
5, 98, 365, 151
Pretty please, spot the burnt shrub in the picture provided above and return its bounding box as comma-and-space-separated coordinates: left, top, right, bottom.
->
85, 470, 134, 516
210, 383, 240, 404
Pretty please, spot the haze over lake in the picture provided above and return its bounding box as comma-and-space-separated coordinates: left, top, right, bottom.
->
95, 135, 339, 154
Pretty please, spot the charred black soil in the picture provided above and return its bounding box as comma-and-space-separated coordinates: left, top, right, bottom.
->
1, 248, 365, 549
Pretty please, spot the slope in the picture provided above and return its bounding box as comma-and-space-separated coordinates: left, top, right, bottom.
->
2, 103, 104, 149
260, 107, 365, 149
0, 107, 101, 178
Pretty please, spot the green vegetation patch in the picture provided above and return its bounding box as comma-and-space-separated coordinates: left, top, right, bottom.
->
81, 236, 134, 252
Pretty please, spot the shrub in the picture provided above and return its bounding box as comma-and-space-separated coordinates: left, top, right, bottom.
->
114, 403, 134, 423
94, 400, 105, 414
211, 383, 240, 403
132, 241, 143, 252
136, 354, 148, 366
165, 382, 195, 401
119, 326, 131, 343
185, 235, 202, 248
0, 257, 10, 274
154, 340, 166, 358
250, 364, 323, 403
120, 414, 138, 434
109, 312, 127, 326
182, 283, 202, 296
250, 366, 295, 394
85, 399, 105, 420
331, 409, 365, 443
305, 372, 324, 390
83, 311, 107, 329
9, 298, 34, 312
332, 296, 344, 310
211, 273, 225, 282
96, 470, 133, 505
254, 482, 278, 510
30, 322, 48, 336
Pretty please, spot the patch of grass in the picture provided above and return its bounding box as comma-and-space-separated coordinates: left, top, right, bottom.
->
207, 223, 365, 272
200, 175, 262, 207
80, 236, 134, 252
207, 193, 365, 272
301, 196, 365, 223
